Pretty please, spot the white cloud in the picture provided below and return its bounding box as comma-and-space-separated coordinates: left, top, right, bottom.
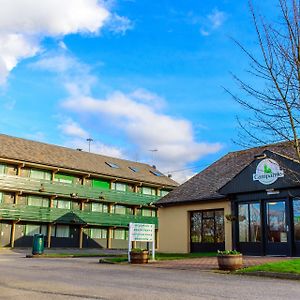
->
208, 9, 226, 29
200, 9, 227, 36
32, 53, 96, 95
58, 119, 89, 139
106, 13, 134, 35
0, 0, 111, 84
62, 90, 222, 182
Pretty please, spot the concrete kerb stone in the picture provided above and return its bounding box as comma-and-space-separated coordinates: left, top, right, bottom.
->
237, 271, 300, 281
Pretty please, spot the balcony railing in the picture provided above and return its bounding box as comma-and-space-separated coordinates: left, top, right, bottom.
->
0, 175, 160, 206
0, 204, 158, 227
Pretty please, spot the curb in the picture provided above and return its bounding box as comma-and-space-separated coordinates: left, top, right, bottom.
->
238, 271, 300, 280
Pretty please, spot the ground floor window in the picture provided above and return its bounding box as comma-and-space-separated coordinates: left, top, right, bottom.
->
190, 209, 224, 244
25, 224, 47, 236
113, 228, 128, 240
238, 202, 261, 242
51, 225, 70, 238
293, 199, 300, 241
90, 228, 107, 239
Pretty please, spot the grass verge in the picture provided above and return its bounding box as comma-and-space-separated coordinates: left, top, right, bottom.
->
101, 252, 216, 263
237, 259, 300, 275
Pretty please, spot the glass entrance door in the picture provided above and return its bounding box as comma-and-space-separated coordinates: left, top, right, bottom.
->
265, 200, 290, 256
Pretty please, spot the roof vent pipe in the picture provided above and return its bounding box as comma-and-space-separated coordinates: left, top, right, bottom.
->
152, 165, 156, 169
168, 174, 172, 178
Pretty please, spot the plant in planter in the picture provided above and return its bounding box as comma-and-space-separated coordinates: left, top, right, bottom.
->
217, 250, 243, 271
130, 248, 149, 264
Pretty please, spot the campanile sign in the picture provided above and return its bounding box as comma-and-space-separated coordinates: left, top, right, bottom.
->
253, 158, 284, 185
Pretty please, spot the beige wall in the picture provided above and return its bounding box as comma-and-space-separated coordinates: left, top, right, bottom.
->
158, 200, 232, 253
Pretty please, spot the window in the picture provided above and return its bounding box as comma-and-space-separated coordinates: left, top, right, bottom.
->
160, 190, 169, 197
294, 199, 300, 241
112, 205, 133, 215
27, 196, 49, 208
25, 224, 40, 236
190, 209, 224, 244
25, 224, 47, 236
30, 169, 51, 180
150, 170, 163, 176
56, 225, 70, 238
105, 162, 119, 169
129, 166, 139, 172
53, 199, 71, 209
0, 164, 17, 176
113, 229, 128, 240
0, 164, 5, 174
238, 202, 261, 243
1, 193, 14, 204
91, 202, 108, 213
90, 228, 107, 239
137, 208, 156, 217
142, 187, 156, 195
112, 182, 127, 192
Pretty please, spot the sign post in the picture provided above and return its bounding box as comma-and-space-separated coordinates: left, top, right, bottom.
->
128, 223, 155, 262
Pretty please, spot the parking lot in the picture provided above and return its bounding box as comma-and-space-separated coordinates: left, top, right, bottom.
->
0, 250, 300, 299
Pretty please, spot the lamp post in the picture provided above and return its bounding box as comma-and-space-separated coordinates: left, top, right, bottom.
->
86, 138, 93, 153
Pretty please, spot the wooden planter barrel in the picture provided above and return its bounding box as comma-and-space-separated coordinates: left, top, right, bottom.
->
130, 251, 149, 264
217, 254, 243, 271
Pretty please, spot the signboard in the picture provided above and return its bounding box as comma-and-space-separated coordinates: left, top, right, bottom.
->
253, 158, 284, 185
128, 223, 155, 262
129, 223, 155, 242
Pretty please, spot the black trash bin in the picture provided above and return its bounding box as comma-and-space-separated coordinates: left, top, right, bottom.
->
32, 234, 45, 255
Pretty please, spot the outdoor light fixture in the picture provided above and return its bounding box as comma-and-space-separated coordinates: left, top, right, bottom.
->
266, 188, 280, 195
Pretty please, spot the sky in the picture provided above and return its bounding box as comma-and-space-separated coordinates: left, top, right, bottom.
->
0, 0, 278, 183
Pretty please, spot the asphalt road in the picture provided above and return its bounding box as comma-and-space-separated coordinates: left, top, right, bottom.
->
0, 252, 300, 300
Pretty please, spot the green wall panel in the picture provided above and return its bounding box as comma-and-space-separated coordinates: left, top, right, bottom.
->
92, 179, 110, 189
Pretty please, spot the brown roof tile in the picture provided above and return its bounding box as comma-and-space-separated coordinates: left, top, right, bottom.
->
157, 141, 297, 205
0, 134, 178, 187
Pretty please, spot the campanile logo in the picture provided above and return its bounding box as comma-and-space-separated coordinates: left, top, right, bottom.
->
253, 158, 284, 185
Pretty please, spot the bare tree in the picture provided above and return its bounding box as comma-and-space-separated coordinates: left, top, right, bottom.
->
226, 0, 300, 161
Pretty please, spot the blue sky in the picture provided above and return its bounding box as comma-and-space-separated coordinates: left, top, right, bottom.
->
0, 0, 277, 182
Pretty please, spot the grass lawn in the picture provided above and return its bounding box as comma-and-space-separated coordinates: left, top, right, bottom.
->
101, 252, 217, 263
237, 259, 300, 275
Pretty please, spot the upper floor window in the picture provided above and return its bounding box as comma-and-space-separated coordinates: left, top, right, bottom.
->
0, 192, 14, 204
129, 166, 139, 172
137, 208, 157, 217
142, 187, 156, 196
27, 196, 49, 208
150, 170, 163, 177
105, 162, 119, 169
53, 199, 71, 210
160, 190, 169, 197
21, 168, 51, 180
111, 182, 127, 192
112, 205, 133, 215
30, 169, 51, 180
0, 163, 17, 176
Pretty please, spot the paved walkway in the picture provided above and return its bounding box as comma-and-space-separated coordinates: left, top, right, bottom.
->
145, 256, 291, 271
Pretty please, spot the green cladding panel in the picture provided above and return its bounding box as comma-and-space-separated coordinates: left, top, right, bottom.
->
92, 179, 110, 189
54, 173, 75, 184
